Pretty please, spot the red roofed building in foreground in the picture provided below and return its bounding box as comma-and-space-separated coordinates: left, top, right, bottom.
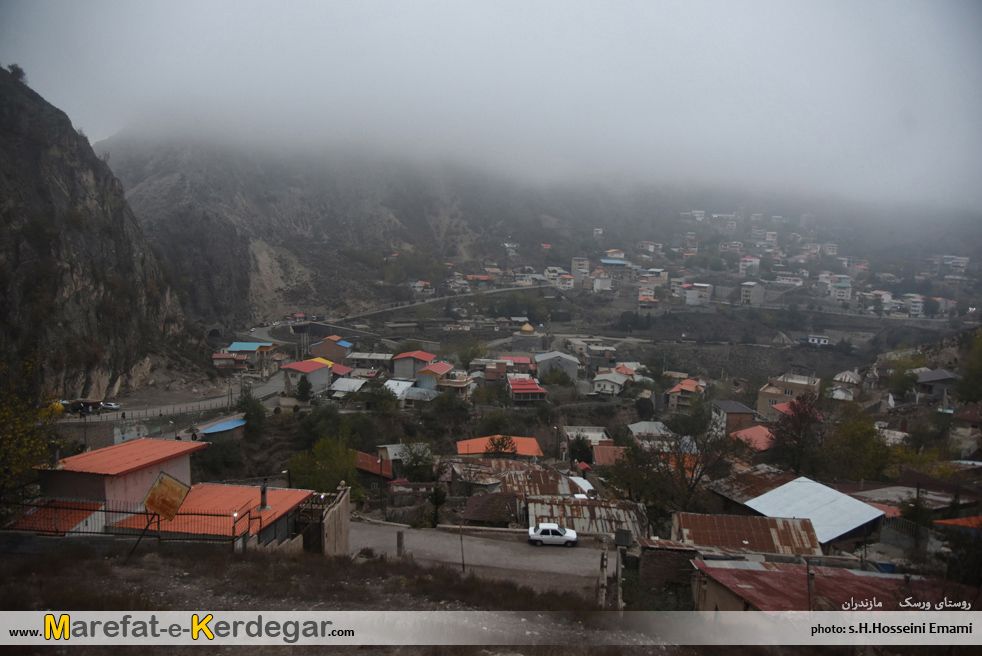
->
38, 438, 207, 506
457, 436, 544, 458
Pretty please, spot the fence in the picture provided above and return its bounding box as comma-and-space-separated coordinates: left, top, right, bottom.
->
1, 498, 262, 548
59, 397, 237, 423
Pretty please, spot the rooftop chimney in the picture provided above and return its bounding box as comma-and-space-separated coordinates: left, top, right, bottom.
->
260, 478, 269, 510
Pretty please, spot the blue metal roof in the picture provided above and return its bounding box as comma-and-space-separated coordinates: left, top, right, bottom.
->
600, 259, 628, 265
227, 342, 273, 352
337, 340, 353, 348
201, 419, 247, 434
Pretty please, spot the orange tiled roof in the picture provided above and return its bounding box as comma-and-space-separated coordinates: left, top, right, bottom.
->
50, 439, 207, 477
6, 500, 101, 535
457, 436, 544, 457
111, 484, 312, 537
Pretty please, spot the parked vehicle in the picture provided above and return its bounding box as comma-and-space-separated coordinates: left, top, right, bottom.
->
102, 402, 121, 412
528, 523, 577, 547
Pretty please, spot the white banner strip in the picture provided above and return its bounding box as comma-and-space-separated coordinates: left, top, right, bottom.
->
1, 611, 978, 646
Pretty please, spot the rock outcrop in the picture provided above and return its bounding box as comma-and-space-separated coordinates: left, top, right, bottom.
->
0, 68, 185, 398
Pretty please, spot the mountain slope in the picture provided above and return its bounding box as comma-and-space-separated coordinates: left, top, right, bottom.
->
0, 69, 185, 398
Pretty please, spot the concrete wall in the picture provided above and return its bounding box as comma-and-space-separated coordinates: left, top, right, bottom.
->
39, 470, 105, 501
103, 456, 193, 506
321, 487, 351, 556
694, 575, 751, 611
55, 423, 114, 449
639, 548, 699, 589
246, 533, 304, 556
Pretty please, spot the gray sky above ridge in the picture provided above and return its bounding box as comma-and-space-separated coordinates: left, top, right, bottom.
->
1, 0, 981, 209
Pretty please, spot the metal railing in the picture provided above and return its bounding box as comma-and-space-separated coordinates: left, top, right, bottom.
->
1, 498, 263, 546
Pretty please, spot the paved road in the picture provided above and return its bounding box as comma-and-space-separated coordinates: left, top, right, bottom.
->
351, 521, 602, 599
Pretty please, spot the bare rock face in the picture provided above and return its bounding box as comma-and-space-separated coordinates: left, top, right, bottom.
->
0, 68, 185, 398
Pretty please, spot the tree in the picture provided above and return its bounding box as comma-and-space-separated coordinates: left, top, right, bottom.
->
824, 406, 890, 480
635, 395, 655, 420
606, 404, 744, 520
955, 331, 982, 403
569, 435, 592, 464
6, 63, 26, 84
0, 392, 56, 503
886, 350, 928, 400
289, 437, 361, 496
234, 390, 266, 441
428, 483, 447, 527
296, 375, 312, 403
484, 434, 518, 458
352, 379, 398, 415
769, 393, 824, 475
456, 340, 486, 370
298, 404, 342, 449
402, 441, 435, 482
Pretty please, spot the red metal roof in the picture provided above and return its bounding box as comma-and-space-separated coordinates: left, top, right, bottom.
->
393, 350, 435, 362
111, 483, 312, 537
501, 356, 531, 365
668, 379, 702, 394
419, 362, 453, 376
355, 451, 393, 478
52, 439, 207, 477
282, 359, 332, 374
731, 425, 774, 450
457, 435, 544, 457
331, 364, 353, 376
675, 512, 822, 556
508, 378, 546, 394
693, 561, 980, 611
593, 445, 627, 467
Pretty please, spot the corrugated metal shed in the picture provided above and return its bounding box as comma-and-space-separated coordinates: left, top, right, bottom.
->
705, 464, 796, 504
745, 477, 884, 544
527, 495, 648, 537
674, 512, 822, 556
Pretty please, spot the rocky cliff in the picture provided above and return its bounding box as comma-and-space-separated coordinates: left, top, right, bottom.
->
0, 68, 185, 398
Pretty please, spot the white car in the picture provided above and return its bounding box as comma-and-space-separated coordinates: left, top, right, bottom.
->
528, 523, 577, 547
102, 402, 121, 412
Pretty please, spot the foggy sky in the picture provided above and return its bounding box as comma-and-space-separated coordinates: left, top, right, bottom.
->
2, 0, 981, 209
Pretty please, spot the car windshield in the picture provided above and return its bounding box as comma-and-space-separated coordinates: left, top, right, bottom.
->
556, 527, 565, 535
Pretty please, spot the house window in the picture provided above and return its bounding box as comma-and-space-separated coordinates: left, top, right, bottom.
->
784, 389, 793, 396
769, 399, 778, 405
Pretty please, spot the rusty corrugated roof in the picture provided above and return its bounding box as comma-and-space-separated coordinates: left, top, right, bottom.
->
674, 512, 822, 556
527, 496, 648, 537
462, 493, 521, 523
693, 560, 981, 611
498, 470, 573, 499
704, 464, 796, 504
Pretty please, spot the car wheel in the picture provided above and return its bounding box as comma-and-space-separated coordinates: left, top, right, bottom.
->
534, 540, 543, 547
564, 541, 575, 548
